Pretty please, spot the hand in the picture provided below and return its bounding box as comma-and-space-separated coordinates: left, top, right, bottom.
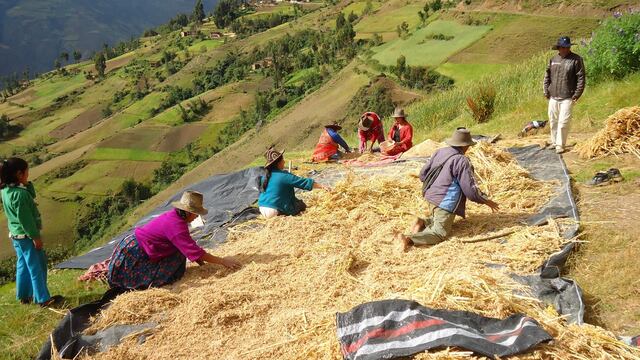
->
322, 184, 332, 192
220, 257, 242, 270
33, 238, 43, 250
572, 97, 578, 103
485, 200, 500, 213
544, 94, 550, 100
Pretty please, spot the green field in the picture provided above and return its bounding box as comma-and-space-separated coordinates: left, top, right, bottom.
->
25, 73, 87, 109
243, 4, 295, 19
197, 122, 229, 148
354, 3, 423, 36
113, 92, 165, 128
341, 0, 383, 16
448, 12, 599, 64
187, 39, 224, 53
370, 20, 492, 66
87, 148, 167, 161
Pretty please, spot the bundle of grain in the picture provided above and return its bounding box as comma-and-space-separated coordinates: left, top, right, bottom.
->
403, 139, 446, 158
82, 144, 638, 360
576, 106, 640, 159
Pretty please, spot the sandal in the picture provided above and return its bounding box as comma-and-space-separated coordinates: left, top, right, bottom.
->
39, 295, 64, 308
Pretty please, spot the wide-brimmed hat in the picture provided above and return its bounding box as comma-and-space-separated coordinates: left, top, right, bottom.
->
264, 147, 285, 168
358, 112, 380, 131
445, 127, 476, 147
552, 36, 574, 50
325, 122, 342, 131
392, 108, 407, 118
172, 190, 208, 216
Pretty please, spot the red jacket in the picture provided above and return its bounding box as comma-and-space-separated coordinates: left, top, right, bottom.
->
312, 128, 339, 162
358, 113, 385, 152
384, 122, 413, 155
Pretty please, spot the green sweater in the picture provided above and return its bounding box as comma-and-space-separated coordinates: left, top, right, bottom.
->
1, 182, 42, 239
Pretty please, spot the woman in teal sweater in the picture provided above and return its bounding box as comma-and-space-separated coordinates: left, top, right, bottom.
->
1, 158, 62, 307
258, 148, 330, 218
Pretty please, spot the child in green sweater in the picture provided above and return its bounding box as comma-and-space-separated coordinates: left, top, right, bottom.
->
1, 158, 62, 306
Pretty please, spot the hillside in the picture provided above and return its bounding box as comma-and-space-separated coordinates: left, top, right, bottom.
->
0, 0, 216, 79
0, 0, 639, 358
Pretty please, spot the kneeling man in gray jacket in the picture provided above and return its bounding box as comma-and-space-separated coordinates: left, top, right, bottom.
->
397, 128, 499, 251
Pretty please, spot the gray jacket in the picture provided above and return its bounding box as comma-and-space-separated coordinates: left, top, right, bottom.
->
543, 52, 586, 100
419, 147, 487, 218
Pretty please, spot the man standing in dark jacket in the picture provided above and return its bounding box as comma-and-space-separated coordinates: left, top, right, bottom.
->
396, 128, 500, 252
543, 36, 586, 154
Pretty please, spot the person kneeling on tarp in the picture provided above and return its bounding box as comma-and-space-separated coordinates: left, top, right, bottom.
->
358, 111, 385, 153
396, 128, 500, 251
108, 191, 241, 290
259, 147, 331, 219
382, 108, 413, 156
312, 123, 352, 162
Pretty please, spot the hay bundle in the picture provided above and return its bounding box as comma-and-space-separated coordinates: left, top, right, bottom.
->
576, 106, 640, 159
81, 144, 638, 360
403, 139, 446, 158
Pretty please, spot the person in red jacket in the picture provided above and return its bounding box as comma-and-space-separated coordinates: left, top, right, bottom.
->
312, 123, 352, 162
358, 112, 385, 153
382, 108, 413, 156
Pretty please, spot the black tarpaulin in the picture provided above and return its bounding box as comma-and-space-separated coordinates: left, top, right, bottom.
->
56, 167, 265, 269
336, 299, 553, 360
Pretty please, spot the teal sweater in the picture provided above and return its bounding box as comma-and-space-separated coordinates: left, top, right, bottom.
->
258, 170, 314, 215
1, 182, 42, 239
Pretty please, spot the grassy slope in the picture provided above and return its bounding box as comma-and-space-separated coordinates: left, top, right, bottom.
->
371, 20, 492, 66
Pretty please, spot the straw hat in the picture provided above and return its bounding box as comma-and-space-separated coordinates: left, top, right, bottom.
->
325, 122, 342, 131
392, 108, 407, 118
172, 191, 208, 216
358, 112, 379, 131
264, 147, 285, 168
445, 127, 476, 147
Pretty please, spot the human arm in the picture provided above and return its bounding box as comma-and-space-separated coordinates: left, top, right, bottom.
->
456, 158, 498, 211
15, 190, 41, 241
312, 181, 331, 191
198, 252, 241, 269
284, 172, 315, 191
358, 130, 367, 153
543, 59, 551, 98
327, 128, 351, 152
573, 57, 586, 101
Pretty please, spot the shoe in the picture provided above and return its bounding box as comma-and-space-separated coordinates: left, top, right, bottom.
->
555, 147, 565, 154
607, 168, 623, 182
39, 295, 64, 308
587, 171, 610, 186
545, 143, 556, 150
19, 297, 32, 305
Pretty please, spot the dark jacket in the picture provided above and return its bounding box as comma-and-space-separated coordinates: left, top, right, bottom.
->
543, 52, 586, 100
419, 147, 487, 218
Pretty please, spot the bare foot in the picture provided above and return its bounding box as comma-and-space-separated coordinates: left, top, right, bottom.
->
395, 233, 412, 253
411, 218, 426, 234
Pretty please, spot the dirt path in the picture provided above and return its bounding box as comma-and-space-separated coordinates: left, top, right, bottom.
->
564, 151, 640, 336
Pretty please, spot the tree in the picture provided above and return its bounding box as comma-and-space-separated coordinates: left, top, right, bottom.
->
60, 51, 69, 63
430, 0, 442, 12
396, 21, 409, 39
336, 12, 346, 30
54, 59, 62, 70
213, 0, 241, 28
73, 50, 82, 63
0, 114, 9, 138
94, 52, 107, 77
192, 0, 205, 24
347, 11, 358, 23
395, 55, 407, 80
418, 7, 429, 26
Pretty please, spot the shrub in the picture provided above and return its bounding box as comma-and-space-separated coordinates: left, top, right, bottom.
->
466, 84, 496, 123
585, 11, 640, 82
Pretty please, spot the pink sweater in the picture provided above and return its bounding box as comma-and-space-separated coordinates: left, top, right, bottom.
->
135, 210, 205, 262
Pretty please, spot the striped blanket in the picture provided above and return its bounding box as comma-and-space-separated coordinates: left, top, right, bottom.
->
336, 299, 552, 360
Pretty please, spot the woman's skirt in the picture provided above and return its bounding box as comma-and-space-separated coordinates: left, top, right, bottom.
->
107, 235, 186, 290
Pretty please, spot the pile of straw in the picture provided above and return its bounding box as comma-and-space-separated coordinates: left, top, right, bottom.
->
403, 139, 446, 158
82, 144, 638, 360
577, 106, 640, 159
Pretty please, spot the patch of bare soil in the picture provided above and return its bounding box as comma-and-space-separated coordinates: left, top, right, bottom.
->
49, 105, 106, 139
8, 88, 36, 104
154, 123, 210, 152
